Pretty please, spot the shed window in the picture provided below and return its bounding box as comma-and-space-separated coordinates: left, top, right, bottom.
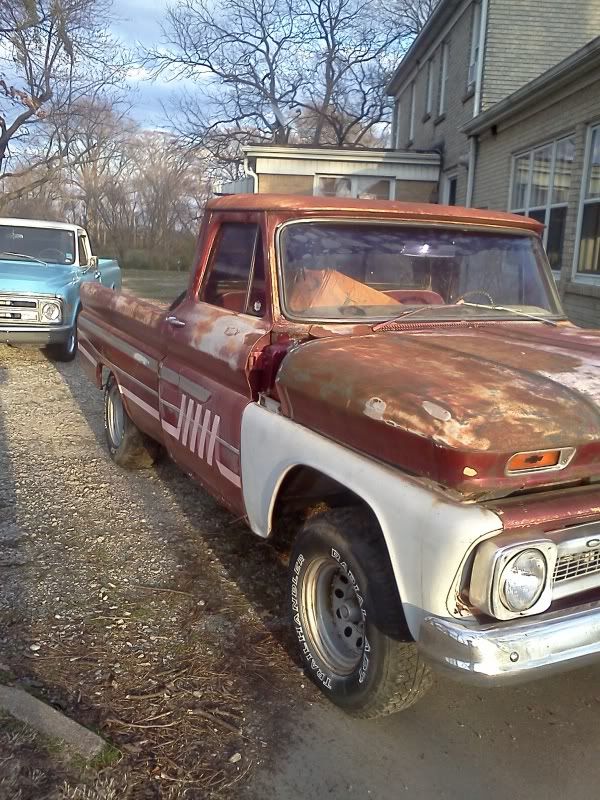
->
576, 125, 600, 276
315, 175, 393, 200
510, 136, 575, 272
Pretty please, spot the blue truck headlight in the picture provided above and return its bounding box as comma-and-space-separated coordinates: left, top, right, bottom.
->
40, 301, 62, 323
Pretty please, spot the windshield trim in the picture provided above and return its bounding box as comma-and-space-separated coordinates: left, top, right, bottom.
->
275, 217, 565, 324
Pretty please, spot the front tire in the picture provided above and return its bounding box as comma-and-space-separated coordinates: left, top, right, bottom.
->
288, 508, 433, 718
104, 375, 158, 468
46, 326, 77, 362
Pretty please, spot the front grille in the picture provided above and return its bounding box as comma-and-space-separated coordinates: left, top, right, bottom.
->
0, 295, 41, 324
553, 549, 600, 584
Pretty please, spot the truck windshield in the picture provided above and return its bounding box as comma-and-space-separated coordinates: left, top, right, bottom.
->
0, 226, 76, 265
279, 222, 563, 322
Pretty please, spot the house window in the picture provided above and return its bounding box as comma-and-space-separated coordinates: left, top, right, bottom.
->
438, 42, 449, 115
425, 60, 433, 116
409, 82, 416, 142
315, 175, 394, 200
576, 125, 600, 276
467, 2, 481, 89
510, 135, 575, 272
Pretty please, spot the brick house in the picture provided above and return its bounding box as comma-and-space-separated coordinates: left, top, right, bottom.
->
387, 0, 600, 326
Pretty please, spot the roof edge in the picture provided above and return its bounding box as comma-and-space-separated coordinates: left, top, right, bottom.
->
386, 0, 458, 96
242, 145, 441, 165
464, 35, 600, 135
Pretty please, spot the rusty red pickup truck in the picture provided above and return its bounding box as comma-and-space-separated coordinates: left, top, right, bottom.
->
79, 194, 600, 718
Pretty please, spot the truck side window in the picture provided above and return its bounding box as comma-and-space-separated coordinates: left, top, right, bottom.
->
200, 223, 266, 317
78, 234, 89, 266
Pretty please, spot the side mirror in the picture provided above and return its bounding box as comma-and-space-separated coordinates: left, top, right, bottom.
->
89, 255, 98, 269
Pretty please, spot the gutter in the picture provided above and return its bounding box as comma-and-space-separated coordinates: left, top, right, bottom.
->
473, 0, 489, 117
466, 0, 489, 206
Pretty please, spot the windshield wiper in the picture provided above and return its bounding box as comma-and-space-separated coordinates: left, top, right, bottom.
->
458, 302, 558, 326
372, 305, 436, 330
0, 251, 47, 266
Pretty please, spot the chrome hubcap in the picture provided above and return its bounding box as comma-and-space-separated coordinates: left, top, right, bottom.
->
301, 557, 365, 676
107, 385, 124, 447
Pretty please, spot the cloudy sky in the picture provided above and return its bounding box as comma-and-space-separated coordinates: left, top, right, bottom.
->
111, 0, 186, 129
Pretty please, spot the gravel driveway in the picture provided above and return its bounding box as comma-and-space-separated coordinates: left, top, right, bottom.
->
0, 343, 300, 799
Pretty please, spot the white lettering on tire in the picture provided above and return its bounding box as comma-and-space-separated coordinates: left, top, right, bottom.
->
291, 553, 333, 691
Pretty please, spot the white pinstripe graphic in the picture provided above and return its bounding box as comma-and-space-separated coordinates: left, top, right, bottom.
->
161, 392, 241, 487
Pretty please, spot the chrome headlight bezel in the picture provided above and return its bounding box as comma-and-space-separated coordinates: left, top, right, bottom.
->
469, 536, 557, 620
39, 300, 63, 324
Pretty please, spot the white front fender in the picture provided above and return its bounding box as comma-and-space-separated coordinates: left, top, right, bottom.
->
240, 404, 503, 638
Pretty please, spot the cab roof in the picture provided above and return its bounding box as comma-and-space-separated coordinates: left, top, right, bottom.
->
0, 217, 82, 233
208, 194, 543, 234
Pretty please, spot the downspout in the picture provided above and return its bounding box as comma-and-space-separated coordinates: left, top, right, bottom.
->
466, 0, 489, 207
244, 155, 258, 193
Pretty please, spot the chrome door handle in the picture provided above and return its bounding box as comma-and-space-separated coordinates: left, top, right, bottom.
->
94, 270, 101, 280
166, 315, 186, 328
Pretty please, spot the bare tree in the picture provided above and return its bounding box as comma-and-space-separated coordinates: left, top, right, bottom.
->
151, 0, 306, 152
148, 0, 438, 171
0, 0, 128, 206
393, 0, 440, 37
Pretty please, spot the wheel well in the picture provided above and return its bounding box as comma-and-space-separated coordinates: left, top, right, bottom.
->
272, 466, 413, 641
270, 465, 374, 543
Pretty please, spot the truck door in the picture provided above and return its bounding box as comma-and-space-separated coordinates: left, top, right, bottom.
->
158, 216, 271, 513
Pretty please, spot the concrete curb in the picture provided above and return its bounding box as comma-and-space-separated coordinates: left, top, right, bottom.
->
0, 686, 106, 759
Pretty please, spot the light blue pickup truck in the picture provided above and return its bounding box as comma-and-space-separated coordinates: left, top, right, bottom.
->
0, 218, 120, 361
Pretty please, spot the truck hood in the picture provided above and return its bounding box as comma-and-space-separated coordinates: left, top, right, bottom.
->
275, 322, 600, 498
0, 261, 76, 295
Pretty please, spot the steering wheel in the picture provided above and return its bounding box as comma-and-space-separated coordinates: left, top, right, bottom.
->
456, 289, 495, 305
338, 304, 367, 317
38, 248, 65, 262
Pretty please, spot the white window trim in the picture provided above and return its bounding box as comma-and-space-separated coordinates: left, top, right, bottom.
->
425, 60, 433, 115
509, 135, 575, 276
439, 42, 449, 116
572, 123, 600, 284
467, 2, 481, 89
394, 100, 402, 148
313, 174, 396, 201
409, 82, 416, 142
442, 173, 458, 205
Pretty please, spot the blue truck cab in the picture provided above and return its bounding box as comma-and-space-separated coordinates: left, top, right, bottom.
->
0, 218, 120, 361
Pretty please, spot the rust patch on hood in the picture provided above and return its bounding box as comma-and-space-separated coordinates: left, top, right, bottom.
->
275, 323, 600, 497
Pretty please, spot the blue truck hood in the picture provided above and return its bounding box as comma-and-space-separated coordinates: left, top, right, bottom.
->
0, 260, 77, 295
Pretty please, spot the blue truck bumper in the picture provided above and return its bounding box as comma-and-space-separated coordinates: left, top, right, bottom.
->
0, 324, 72, 346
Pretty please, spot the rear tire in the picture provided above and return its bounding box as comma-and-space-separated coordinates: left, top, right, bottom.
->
104, 375, 159, 468
288, 507, 433, 718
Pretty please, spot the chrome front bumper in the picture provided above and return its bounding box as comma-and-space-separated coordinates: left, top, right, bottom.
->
419, 601, 600, 686
0, 324, 71, 345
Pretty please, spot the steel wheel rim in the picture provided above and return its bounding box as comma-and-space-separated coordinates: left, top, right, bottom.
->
107, 384, 124, 447
301, 556, 365, 676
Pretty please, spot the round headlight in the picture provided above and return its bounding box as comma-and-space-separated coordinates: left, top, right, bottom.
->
499, 549, 547, 612
41, 302, 60, 321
